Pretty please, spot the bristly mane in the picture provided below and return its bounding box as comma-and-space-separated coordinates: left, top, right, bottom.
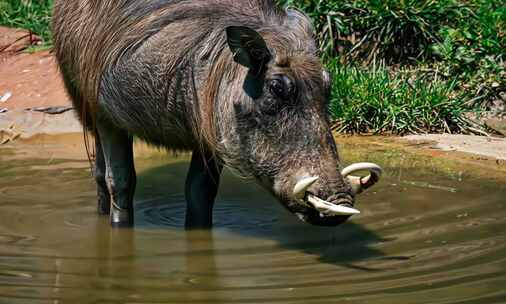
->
53, 0, 285, 120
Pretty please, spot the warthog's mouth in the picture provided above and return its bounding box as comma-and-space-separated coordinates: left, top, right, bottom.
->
291, 163, 383, 226
293, 176, 360, 216
291, 191, 357, 227
294, 205, 354, 227
305, 193, 360, 215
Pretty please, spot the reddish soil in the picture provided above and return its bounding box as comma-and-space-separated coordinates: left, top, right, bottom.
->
0, 26, 70, 111
0, 26, 40, 55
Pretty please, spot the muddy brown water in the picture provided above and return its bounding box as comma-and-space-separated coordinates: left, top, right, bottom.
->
0, 135, 505, 304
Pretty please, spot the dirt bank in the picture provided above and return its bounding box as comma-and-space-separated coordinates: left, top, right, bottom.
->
1, 26, 77, 143
338, 136, 506, 180
403, 134, 506, 161
0, 27, 69, 111
0, 110, 81, 144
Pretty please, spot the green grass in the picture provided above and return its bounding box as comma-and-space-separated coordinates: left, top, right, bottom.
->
0, 0, 53, 45
430, 1, 505, 109
327, 60, 485, 135
279, 0, 504, 63
280, 0, 504, 134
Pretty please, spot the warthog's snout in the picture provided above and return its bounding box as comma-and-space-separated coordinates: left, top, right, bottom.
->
290, 163, 383, 226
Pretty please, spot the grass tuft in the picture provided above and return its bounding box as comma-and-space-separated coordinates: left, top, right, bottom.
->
327, 60, 484, 135
0, 0, 53, 45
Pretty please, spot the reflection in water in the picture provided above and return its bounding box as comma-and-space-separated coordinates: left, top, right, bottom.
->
0, 137, 505, 303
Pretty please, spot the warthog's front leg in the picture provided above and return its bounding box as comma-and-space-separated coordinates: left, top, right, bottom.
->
185, 150, 223, 229
94, 133, 111, 215
96, 121, 136, 227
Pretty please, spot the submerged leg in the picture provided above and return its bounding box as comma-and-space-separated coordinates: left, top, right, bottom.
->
185, 149, 223, 229
96, 121, 136, 227
95, 134, 111, 215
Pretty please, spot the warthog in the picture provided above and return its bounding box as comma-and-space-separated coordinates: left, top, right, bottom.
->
52, 0, 382, 228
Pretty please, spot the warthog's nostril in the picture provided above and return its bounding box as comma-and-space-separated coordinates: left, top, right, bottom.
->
326, 193, 354, 206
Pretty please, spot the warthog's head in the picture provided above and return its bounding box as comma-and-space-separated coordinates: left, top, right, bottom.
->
208, 9, 381, 226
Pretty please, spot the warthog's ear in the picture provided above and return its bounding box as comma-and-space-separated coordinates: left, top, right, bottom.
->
226, 26, 271, 74
226, 26, 271, 99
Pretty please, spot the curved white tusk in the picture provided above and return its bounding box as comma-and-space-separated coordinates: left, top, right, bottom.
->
307, 194, 360, 215
341, 162, 383, 178
293, 176, 319, 199
341, 162, 383, 194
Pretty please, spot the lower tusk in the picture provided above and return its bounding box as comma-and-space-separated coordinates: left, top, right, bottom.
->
293, 176, 319, 199
306, 194, 360, 215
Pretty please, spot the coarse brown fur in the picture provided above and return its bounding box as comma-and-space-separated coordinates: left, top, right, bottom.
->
53, 0, 292, 138
52, 0, 317, 149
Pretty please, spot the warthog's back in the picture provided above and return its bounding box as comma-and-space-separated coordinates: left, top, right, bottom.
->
53, 1, 162, 122
53, 1, 205, 127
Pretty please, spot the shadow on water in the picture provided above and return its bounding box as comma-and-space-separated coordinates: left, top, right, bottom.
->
134, 161, 396, 270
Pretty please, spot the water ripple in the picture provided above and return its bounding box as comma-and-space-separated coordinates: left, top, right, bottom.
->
0, 143, 505, 303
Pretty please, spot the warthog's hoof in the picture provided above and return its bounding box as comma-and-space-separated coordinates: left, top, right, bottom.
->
110, 206, 133, 228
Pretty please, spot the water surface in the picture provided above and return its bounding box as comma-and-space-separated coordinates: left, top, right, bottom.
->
0, 135, 505, 303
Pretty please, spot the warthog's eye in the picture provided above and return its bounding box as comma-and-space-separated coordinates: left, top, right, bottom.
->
269, 75, 295, 101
